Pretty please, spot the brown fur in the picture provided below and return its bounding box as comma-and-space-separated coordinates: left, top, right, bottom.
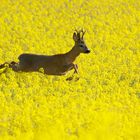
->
0, 30, 90, 76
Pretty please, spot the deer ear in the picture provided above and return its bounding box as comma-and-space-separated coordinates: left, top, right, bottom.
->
73, 32, 77, 41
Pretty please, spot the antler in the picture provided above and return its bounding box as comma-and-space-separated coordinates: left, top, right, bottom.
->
75, 29, 86, 40
81, 29, 86, 39
74, 29, 80, 40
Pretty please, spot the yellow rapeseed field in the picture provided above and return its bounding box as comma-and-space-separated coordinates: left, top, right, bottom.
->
0, 0, 140, 139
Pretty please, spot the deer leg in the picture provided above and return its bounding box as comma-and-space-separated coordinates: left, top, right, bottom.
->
0, 62, 8, 69
66, 64, 79, 81
9, 61, 21, 72
0, 62, 9, 74
63, 63, 78, 73
0, 61, 21, 72
73, 64, 78, 74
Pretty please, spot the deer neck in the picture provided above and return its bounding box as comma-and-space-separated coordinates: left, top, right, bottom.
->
65, 46, 80, 64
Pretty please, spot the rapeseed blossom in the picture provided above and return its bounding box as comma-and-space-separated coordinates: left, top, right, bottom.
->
0, 0, 140, 139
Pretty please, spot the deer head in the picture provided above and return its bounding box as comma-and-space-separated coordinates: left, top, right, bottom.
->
73, 29, 90, 54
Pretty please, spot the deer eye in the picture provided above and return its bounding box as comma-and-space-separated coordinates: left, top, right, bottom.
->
79, 45, 83, 48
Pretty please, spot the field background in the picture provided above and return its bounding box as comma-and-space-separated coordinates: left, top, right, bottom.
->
0, 0, 140, 139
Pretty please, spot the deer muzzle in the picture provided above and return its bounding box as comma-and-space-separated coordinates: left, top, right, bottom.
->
85, 49, 90, 53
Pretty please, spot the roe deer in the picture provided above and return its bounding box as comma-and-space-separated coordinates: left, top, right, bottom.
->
0, 29, 90, 77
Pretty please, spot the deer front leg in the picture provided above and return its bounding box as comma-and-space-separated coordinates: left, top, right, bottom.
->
73, 64, 78, 74
64, 63, 78, 73
66, 63, 79, 81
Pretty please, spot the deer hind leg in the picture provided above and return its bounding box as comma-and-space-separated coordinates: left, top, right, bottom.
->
0, 62, 9, 74
0, 61, 20, 74
9, 61, 21, 72
0, 62, 9, 69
